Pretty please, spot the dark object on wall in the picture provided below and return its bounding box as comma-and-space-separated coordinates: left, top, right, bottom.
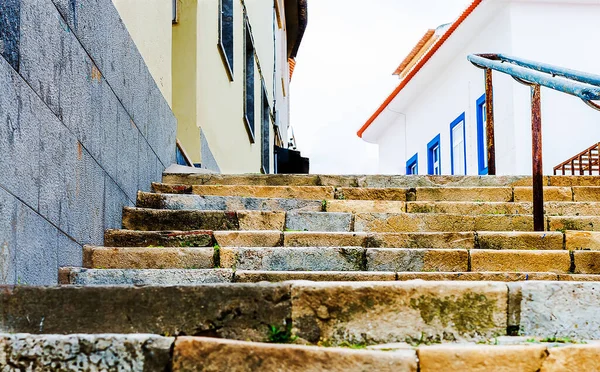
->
275, 146, 309, 174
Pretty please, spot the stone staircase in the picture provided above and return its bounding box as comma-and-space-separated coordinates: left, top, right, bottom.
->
4, 173, 600, 370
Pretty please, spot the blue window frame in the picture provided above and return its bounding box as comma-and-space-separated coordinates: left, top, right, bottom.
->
476, 94, 488, 175
406, 153, 418, 175
450, 113, 467, 175
218, 0, 234, 80
427, 134, 441, 175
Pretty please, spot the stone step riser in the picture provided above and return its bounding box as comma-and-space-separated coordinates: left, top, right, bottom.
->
122, 208, 353, 232
80, 246, 600, 275
151, 183, 600, 203
162, 174, 600, 187
3, 282, 599, 342
60, 268, 600, 286
4, 334, 599, 371
108, 230, 600, 251
137, 191, 600, 217
137, 192, 324, 212
124, 208, 600, 233
83, 246, 217, 270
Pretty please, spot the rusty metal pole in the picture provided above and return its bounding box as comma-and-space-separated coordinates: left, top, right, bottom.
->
485, 68, 497, 175
531, 85, 544, 232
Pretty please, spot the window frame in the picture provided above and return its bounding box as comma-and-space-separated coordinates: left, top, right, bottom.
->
218, 0, 234, 81
406, 153, 419, 175
243, 18, 255, 143
261, 83, 271, 174
450, 112, 467, 175
427, 134, 441, 175
476, 94, 488, 175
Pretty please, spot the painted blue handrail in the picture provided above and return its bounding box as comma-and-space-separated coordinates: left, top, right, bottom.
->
468, 54, 600, 102
489, 54, 600, 87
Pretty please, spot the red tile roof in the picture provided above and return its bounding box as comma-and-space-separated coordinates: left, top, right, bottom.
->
357, 0, 484, 138
393, 29, 436, 76
289, 57, 297, 81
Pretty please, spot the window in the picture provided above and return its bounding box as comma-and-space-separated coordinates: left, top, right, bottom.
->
172, 0, 178, 23
476, 94, 488, 175
261, 85, 271, 174
406, 153, 418, 175
243, 20, 255, 142
218, 0, 234, 80
450, 113, 467, 175
427, 134, 441, 175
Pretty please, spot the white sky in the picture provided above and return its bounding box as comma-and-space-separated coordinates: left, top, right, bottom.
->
290, 0, 473, 174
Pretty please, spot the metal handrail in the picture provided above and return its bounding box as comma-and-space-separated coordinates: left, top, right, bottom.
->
468, 53, 600, 231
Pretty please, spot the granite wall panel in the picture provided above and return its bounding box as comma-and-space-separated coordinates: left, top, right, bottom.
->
0, 0, 177, 284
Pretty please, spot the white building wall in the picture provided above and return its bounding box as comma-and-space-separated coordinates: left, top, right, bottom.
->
510, 2, 600, 174
377, 0, 600, 176
379, 115, 407, 174
379, 5, 516, 175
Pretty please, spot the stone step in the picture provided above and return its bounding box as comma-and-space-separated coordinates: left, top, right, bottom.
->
354, 213, 534, 232
125, 209, 600, 234
83, 246, 217, 270
162, 173, 600, 187
122, 208, 353, 232
137, 191, 324, 212
162, 173, 528, 187
122, 208, 286, 231
59, 268, 600, 285
214, 247, 600, 274
152, 183, 336, 200
407, 201, 600, 216
0, 334, 174, 371
3, 282, 600, 342
233, 271, 596, 283
220, 247, 366, 271
137, 191, 600, 217
105, 230, 567, 251
152, 183, 600, 204
104, 229, 215, 247
172, 337, 417, 371
60, 268, 234, 285
4, 334, 600, 371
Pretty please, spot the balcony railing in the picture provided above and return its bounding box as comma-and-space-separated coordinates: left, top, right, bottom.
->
468, 54, 600, 231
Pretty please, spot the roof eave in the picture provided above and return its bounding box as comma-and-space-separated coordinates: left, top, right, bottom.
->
285, 0, 308, 59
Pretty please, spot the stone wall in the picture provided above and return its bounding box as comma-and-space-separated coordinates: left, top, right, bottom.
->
0, 0, 176, 285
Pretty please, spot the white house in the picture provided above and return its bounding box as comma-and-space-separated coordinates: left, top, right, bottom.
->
358, 0, 600, 176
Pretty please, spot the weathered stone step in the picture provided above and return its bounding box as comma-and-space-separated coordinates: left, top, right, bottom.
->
355, 213, 534, 232
233, 271, 597, 283
104, 229, 215, 247
83, 246, 216, 269
59, 268, 600, 285
152, 183, 336, 200
122, 208, 285, 231
3, 282, 600, 342
173, 337, 417, 371
106, 230, 566, 251
122, 208, 353, 232
137, 191, 324, 212
60, 268, 234, 285
215, 247, 600, 274
4, 334, 600, 371
220, 247, 366, 271
162, 173, 600, 187
0, 334, 174, 371
408, 201, 600, 216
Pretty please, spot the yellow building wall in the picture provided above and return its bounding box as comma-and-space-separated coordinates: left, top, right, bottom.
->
172, 0, 202, 163
112, 0, 173, 107
191, 0, 277, 173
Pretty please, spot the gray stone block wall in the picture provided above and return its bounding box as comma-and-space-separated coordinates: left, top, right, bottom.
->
0, 0, 177, 285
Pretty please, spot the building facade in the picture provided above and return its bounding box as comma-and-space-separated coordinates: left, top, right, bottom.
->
358, 0, 600, 176
116, 0, 307, 174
